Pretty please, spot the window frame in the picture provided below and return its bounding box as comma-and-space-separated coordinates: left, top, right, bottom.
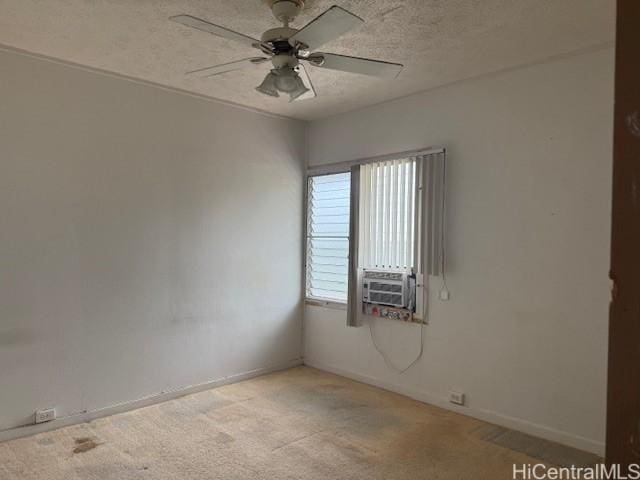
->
304, 170, 352, 307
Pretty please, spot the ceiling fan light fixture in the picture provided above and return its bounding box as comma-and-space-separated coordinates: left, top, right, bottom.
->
288, 75, 310, 101
256, 72, 280, 97
273, 67, 300, 93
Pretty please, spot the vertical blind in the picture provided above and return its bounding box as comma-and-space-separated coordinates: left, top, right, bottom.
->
359, 158, 417, 270
306, 172, 351, 301
423, 151, 446, 276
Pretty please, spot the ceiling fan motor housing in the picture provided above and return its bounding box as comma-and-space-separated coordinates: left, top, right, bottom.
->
261, 26, 298, 44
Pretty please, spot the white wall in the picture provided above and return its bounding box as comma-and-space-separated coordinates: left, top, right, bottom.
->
0, 49, 306, 434
304, 48, 614, 455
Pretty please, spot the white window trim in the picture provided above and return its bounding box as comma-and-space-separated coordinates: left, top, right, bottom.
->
304, 297, 348, 310
304, 171, 351, 304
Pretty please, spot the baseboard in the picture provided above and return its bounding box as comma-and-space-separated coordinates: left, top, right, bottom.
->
0, 358, 303, 444
304, 357, 605, 457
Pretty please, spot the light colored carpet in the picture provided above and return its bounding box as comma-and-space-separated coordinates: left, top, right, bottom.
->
0, 366, 598, 479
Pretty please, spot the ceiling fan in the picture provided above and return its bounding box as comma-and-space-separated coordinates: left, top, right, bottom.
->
170, 0, 403, 102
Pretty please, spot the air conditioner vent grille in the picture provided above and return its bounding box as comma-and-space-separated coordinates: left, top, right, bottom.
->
369, 282, 402, 293
369, 292, 403, 305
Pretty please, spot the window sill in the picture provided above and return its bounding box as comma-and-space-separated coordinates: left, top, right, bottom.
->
304, 297, 348, 311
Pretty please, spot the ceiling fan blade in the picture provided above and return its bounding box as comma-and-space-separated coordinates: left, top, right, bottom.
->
308, 53, 403, 78
294, 64, 317, 101
288, 6, 363, 51
170, 14, 261, 49
187, 57, 270, 77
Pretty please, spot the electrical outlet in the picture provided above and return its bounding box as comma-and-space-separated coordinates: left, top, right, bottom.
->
35, 408, 56, 424
449, 391, 465, 406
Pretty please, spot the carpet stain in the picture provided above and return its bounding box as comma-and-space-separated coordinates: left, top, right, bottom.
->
214, 431, 235, 444
73, 437, 100, 454
36, 437, 54, 446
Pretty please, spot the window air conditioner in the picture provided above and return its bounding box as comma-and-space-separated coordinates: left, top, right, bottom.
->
362, 269, 413, 309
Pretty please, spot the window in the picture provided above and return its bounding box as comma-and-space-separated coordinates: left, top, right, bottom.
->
305, 172, 351, 302
305, 150, 445, 311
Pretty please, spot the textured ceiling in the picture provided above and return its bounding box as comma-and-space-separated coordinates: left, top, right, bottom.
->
0, 0, 615, 120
